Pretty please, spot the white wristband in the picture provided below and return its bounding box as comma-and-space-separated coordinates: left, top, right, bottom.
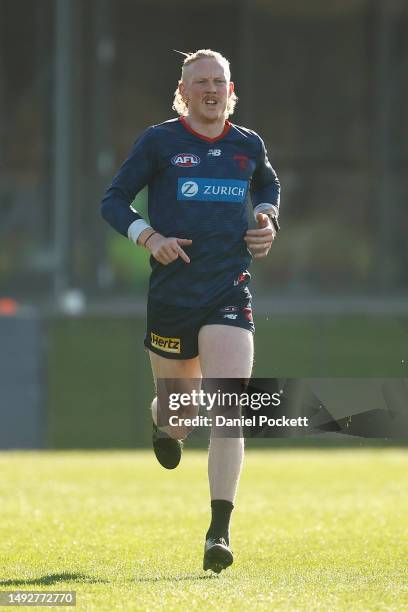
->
127, 219, 152, 245
253, 203, 279, 220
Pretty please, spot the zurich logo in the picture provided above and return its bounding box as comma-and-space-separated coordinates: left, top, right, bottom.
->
178, 178, 248, 203
181, 181, 199, 197
171, 153, 200, 167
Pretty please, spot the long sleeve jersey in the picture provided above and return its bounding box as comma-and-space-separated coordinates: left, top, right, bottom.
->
101, 116, 280, 307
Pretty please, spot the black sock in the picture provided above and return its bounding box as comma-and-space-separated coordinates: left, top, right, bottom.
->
206, 499, 234, 545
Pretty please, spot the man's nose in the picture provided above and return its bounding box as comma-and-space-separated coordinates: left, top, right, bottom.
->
206, 81, 217, 92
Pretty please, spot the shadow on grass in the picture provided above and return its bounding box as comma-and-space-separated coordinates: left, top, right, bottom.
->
0, 573, 218, 587
0, 572, 108, 586
133, 574, 219, 583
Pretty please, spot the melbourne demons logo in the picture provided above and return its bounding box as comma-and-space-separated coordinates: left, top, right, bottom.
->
234, 154, 249, 170
171, 153, 201, 167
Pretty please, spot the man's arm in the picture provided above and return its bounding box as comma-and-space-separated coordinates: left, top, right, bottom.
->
245, 136, 281, 258
250, 136, 281, 229
100, 127, 156, 241
100, 127, 192, 265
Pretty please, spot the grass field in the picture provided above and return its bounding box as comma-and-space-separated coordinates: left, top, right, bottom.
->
1, 449, 407, 611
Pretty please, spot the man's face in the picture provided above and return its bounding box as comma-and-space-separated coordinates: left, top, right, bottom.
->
180, 58, 234, 124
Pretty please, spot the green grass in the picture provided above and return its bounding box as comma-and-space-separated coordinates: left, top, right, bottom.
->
1, 449, 407, 610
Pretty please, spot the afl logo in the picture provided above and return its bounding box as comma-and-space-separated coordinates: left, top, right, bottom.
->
171, 153, 201, 167
181, 181, 199, 197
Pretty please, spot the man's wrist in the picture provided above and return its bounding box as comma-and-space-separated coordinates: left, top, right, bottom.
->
139, 229, 164, 251
128, 219, 152, 244
143, 231, 158, 247
266, 213, 280, 233
253, 203, 280, 232
137, 227, 155, 246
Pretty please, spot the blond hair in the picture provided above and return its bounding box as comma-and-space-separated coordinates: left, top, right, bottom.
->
172, 49, 238, 118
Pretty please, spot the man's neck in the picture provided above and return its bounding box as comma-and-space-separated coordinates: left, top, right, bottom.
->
184, 115, 226, 139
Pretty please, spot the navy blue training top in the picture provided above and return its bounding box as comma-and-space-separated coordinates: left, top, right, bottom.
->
101, 117, 280, 307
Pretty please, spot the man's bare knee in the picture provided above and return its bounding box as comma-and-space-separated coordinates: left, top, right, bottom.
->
151, 396, 198, 440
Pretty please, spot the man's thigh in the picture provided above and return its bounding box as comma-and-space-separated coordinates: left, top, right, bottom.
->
149, 350, 202, 384
149, 350, 202, 436
198, 325, 254, 379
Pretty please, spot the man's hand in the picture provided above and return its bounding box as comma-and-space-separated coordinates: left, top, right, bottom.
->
244, 212, 276, 259
145, 233, 192, 265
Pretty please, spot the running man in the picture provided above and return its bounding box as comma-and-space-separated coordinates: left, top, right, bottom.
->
101, 49, 280, 573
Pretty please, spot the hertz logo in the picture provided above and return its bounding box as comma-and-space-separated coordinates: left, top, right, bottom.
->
151, 332, 181, 353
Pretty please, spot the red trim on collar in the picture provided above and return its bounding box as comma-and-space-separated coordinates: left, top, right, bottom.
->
179, 116, 231, 142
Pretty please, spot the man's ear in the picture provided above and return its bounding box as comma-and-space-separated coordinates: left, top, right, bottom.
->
179, 80, 187, 103
229, 81, 235, 94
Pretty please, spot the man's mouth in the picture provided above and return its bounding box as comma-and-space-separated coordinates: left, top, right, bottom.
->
204, 98, 218, 106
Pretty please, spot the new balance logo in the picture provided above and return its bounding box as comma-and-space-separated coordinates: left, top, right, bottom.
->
207, 149, 222, 156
